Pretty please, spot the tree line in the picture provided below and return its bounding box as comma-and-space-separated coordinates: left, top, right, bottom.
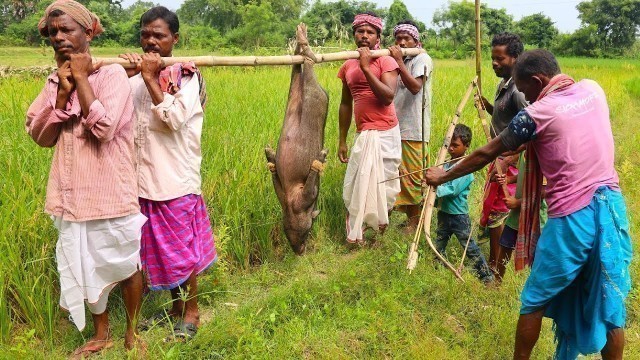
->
1, 0, 638, 58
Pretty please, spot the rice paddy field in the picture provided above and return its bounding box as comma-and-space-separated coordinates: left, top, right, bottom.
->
0, 48, 638, 359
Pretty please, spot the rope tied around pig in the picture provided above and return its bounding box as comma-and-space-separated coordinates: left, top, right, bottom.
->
311, 160, 325, 174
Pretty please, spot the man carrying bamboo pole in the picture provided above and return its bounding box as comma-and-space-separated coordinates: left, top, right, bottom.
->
25, 0, 146, 357
478, 32, 527, 270
338, 12, 401, 245
119, 6, 217, 340
425, 49, 631, 360
388, 20, 433, 234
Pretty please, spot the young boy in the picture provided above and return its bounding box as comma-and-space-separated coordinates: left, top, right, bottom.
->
434, 125, 493, 283
494, 152, 548, 282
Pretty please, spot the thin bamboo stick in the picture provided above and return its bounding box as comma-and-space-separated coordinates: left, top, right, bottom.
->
378, 155, 469, 184
473, 81, 510, 197
475, 0, 482, 94
93, 48, 426, 68
458, 224, 475, 272
421, 64, 428, 197
406, 77, 477, 277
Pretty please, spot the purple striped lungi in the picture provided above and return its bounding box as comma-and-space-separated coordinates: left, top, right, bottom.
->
139, 194, 217, 290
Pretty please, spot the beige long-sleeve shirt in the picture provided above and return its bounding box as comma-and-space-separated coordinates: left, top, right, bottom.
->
25, 64, 139, 221
129, 73, 204, 201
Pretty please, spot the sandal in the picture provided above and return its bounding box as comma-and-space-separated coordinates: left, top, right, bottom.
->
139, 310, 172, 331
172, 319, 198, 341
70, 338, 114, 359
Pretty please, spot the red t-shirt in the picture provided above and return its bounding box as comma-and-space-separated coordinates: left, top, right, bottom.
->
338, 56, 399, 132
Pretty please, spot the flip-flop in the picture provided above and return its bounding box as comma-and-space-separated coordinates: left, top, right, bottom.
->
70, 338, 114, 360
172, 319, 198, 341
139, 310, 172, 331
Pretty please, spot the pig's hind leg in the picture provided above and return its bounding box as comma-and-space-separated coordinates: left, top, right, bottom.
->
265, 145, 286, 206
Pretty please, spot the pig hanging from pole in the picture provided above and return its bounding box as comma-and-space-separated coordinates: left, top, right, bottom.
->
265, 24, 329, 254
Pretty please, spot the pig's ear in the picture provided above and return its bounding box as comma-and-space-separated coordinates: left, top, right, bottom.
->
311, 209, 321, 219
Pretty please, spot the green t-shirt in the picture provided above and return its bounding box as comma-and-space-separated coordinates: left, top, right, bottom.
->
505, 153, 548, 230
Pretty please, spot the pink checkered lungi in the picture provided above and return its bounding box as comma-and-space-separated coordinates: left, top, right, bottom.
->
139, 194, 217, 290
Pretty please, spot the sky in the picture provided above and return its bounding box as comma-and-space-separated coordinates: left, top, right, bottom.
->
122, 0, 583, 33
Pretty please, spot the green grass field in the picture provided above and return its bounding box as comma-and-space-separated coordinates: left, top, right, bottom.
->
0, 49, 638, 358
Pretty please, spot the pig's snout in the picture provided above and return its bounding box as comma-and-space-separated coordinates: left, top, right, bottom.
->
291, 242, 306, 255
283, 214, 313, 255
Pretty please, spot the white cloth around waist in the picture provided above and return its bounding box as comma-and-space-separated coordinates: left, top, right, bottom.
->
53, 212, 147, 331
343, 125, 402, 242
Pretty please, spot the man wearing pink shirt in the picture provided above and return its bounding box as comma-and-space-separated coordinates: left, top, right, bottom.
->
25, 0, 145, 357
338, 12, 401, 245
425, 50, 632, 359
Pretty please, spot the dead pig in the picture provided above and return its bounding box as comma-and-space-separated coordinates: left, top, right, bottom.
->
265, 24, 329, 255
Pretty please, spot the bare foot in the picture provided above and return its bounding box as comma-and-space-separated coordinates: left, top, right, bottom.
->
125, 334, 147, 358
71, 337, 114, 359
402, 225, 418, 236
345, 239, 364, 251
369, 239, 383, 249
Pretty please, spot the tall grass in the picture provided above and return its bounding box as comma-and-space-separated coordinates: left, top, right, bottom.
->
0, 57, 638, 357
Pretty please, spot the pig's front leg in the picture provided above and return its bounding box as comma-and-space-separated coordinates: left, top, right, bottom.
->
265, 145, 286, 206
299, 149, 328, 207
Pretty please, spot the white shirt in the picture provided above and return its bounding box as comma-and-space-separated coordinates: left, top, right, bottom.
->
394, 52, 433, 141
129, 73, 204, 201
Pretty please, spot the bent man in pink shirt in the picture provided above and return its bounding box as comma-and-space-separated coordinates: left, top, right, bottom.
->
425, 50, 632, 359
25, 0, 145, 357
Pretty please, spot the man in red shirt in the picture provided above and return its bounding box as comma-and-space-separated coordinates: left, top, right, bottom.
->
338, 12, 401, 245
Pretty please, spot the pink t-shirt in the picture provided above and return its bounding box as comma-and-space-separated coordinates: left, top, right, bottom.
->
338, 56, 399, 132
526, 80, 620, 217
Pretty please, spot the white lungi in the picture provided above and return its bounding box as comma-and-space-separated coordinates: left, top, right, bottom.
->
53, 213, 147, 331
343, 125, 401, 242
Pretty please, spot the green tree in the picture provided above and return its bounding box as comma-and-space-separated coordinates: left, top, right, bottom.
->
383, 0, 425, 42
180, 25, 226, 50
432, 1, 514, 57
432, 1, 475, 52
179, 0, 244, 33
301, 0, 386, 45
483, 7, 513, 37
515, 13, 558, 48
227, 1, 284, 48
117, 0, 157, 47
179, 0, 306, 36
577, 0, 640, 54
552, 25, 602, 57
85, 0, 126, 45
1, 0, 48, 42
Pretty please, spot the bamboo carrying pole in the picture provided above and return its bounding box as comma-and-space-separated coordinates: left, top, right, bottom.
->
406, 77, 477, 277
93, 48, 427, 68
